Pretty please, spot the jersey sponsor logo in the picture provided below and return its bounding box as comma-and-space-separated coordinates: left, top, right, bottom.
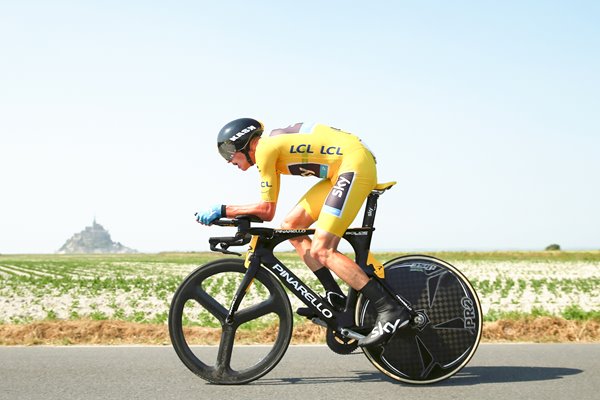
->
230, 125, 257, 142
289, 144, 343, 155
320, 146, 343, 155
289, 144, 315, 154
298, 167, 315, 176
288, 163, 328, 178
323, 172, 354, 217
260, 181, 274, 197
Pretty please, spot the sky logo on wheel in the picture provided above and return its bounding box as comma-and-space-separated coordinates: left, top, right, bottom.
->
323, 172, 354, 217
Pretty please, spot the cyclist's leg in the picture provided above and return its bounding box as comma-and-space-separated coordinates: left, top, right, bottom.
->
309, 149, 409, 347
308, 151, 377, 290
311, 229, 409, 347
281, 179, 344, 298
310, 230, 369, 290
281, 179, 330, 272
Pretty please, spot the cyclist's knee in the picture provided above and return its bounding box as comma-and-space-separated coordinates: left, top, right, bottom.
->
280, 219, 300, 230
310, 243, 334, 266
310, 230, 341, 265
281, 205, 313, 229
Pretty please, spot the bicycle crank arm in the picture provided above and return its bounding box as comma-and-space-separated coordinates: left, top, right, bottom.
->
339, 328, 365, 341
310, 317, 366, 341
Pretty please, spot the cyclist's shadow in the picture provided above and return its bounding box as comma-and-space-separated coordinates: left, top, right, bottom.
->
432, 365, 583, 386
256, 366, 582, 386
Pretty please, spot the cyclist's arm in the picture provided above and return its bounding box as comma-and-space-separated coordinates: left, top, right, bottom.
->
221, 139, 280, 221
224, 201, 276, 221
255, 137, 281, 203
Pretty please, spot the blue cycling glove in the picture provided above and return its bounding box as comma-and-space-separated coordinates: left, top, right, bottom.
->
196, 204, 226, 225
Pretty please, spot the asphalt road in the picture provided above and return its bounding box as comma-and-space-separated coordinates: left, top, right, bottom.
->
1, 344, 598, 400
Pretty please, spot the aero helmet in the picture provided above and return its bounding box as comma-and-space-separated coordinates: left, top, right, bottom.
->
217, 118, 264, 165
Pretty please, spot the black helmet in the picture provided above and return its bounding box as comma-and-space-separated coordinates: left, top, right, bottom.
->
217, 118, 264, 163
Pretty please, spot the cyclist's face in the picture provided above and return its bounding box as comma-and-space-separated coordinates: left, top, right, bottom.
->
229, 152, 251, 171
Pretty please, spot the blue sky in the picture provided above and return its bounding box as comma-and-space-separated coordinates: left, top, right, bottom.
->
1, 1, 598, 253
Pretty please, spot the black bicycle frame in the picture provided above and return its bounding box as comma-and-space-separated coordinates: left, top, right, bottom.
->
220, 190, 415, 332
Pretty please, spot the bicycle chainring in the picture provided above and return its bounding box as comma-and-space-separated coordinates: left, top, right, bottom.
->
326, 329, 359, 355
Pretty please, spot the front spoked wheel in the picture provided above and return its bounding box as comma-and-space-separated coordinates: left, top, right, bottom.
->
168, 258, 293, 384
356, 255, 482, 384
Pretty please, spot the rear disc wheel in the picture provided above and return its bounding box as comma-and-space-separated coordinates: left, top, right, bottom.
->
356, 255, 482, 384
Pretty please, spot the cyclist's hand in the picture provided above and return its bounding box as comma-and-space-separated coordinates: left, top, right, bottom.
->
195, 204, 223, 225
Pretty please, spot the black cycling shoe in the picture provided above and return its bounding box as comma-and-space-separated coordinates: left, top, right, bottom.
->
325, 292, 347, 310
296, 291, 346, 318
358, 280, 410, 348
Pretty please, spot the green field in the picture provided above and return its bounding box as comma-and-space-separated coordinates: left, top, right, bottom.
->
1, 251, 599, 326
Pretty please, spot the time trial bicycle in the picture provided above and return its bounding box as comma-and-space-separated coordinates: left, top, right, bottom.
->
168, 182, 482, 384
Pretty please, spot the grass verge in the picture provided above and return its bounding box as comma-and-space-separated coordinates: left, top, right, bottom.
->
0, 317, 598, 346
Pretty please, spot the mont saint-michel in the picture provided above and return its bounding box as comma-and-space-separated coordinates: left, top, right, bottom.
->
57, 219, 137, 254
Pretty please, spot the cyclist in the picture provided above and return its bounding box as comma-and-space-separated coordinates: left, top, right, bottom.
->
196, 118, 409, 347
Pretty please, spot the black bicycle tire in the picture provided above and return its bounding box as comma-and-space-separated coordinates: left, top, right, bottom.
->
356, 255, 482, 384
168, 258, 293, 384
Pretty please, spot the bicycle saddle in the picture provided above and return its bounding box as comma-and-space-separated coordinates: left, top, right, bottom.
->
373, 181, 396, 192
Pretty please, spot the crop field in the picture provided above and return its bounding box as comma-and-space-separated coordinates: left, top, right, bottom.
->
1, 251, 599, 328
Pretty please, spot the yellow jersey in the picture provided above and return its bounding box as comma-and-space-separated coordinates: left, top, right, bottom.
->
255, 123, 372, 203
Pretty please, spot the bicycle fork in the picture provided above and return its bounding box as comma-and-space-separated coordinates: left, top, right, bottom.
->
224, 256, 260, 325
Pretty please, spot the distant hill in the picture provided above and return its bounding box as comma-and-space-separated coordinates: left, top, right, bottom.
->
57, 219, 137, 254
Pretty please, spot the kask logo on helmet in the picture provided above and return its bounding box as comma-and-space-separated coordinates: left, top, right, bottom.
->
230, 125, 257, 142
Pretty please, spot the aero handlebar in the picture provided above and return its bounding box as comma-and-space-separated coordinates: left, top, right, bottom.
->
207, 216, 262, 255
